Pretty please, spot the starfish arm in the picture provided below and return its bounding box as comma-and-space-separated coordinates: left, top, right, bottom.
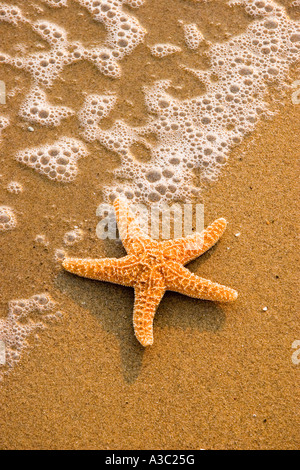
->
161, 218, 227, 265
133, 271, 166, 347
62, 255, 140, 287
114, 197, 157, 255
163, 261, 238, 302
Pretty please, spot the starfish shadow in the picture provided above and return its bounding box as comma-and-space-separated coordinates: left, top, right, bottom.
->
55, 266, 226, 384
55, 271, 144, 383
156, 291, 226, 336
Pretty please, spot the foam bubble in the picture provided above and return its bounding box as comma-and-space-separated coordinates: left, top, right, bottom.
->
0, 294, 61, 382
0, 2, 146, 84
0, 2, 26, 25
183, 24, 204, 50
0, 206, 17, 231
79, 94, 117, 141
19, 86, 74, 126
71, 43, 122, 78
93, 0, 300, 203
1, 0, 299, 206
63, 228, 84, 246
15, 137, 88, 182
73, 0, 147, 71
0, 115, 9, 140
33, 20, 68, 47
0, 21, 71, 88
54, 248, 66, 261
7, 181, 23, 194
35, 234, 49, 246
41, 0, 68, 7
123, 0, 146, 7
150, 43, 182, 58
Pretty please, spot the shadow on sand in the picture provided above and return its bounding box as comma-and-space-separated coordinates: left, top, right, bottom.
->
55, 247, 226, 384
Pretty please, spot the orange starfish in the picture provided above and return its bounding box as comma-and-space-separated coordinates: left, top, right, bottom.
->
63, 197, 238, 346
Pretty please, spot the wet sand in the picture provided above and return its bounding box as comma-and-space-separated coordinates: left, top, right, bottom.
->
0, 0, 299, 450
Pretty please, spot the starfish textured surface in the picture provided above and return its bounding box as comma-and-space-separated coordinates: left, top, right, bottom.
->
63, 197, 238, 346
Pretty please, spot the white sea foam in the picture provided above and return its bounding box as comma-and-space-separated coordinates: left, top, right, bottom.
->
91, 0, 300, 203
0, 2, 26, 25
0, 1, 146, 84
75, 0, 146, 56
63, 228, 84, 245
0, 115, 9, 141
16, 137, 89, 182
0, 206, 17, 231
78, 94, 117, 141
41, 0, 68, 7
70, 0, 147, 78
0, 19, 71, 88
0, 1, 298, 202
183, 23, 205, 50
0, 294, 61, 381
54, 248, 66, 261
123, 0, 146, 7
150, 43, 182, 58
19, 86, 74, 126
7, 181, 23, 194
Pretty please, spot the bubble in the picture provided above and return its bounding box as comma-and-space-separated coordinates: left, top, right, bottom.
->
0, 206, 17, 231
0, 3, 25, 25
19, 86, 74, 126
160, 100, 171, 109
148, 191, 161, 202
183, 23, 204, 50
267, 67, 279, 75
230, 85, 240, 93
264, 20, 278, 29
0, 1, 147, 86
101, 1, 300, 204
35, 234, 49, 246
290, 33, 300, 43
78, 94, 117, 142
54, 249, 66, 261
15, 137, 88, 182
150, 43, 181, 58
146, 169, 161, 183
7, 181, 23, 194
41, 0, 68, 8
63, 228, 84, 246
0, 294, 61, 381
0, 116, 9, 141
239, 66, 253, 76
162, 169, 174, 178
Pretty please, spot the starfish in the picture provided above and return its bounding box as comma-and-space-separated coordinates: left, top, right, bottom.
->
63, 197, 238, 346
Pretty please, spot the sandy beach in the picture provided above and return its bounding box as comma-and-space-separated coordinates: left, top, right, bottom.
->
0, 0, 299, 450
